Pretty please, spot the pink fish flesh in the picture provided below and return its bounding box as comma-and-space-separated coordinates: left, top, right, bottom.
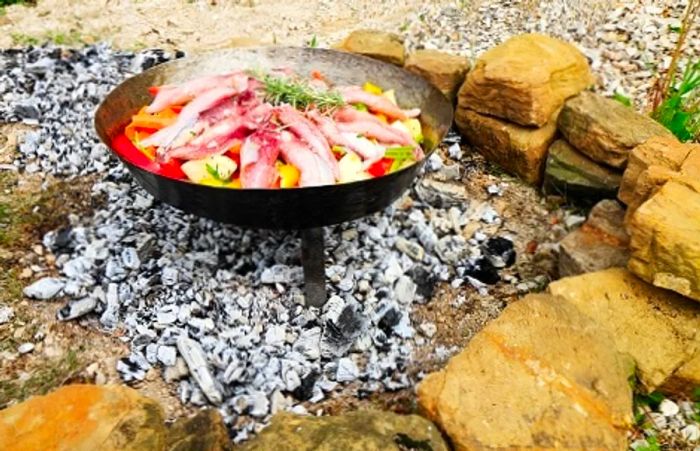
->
240, 130, 280, 188
146, 72, 249, 113
142, 87, 238, 149
278, 131, 334, 187
334, 107, 415, 146
275, 105, 339, 179
338, 86, 420, 120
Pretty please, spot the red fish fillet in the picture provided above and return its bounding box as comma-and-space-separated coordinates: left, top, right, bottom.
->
141, 87, 238, 149
338, 86, 420, 120
278, 131, 334, 187
334, 107, 415, 146
240, 130, 280, 188
146, 72, 249, 114
275, 105, 339, 179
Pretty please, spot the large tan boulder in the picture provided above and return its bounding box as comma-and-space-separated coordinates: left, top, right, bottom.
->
558, 199, 629, 277
627, 178, 700, 302
455, 108, 558, 184
618, 136, 692, 205
458, 33, 592, 127
166, 409, 232, 451
558, 92, 673, 169
336, 30, 405, 66
417, 294, 632, 450
0, 384, 166, 451
549, 268, 700, 391
239, 410, 448, 451
404, 49, 470, 103
661, 354, 700, 396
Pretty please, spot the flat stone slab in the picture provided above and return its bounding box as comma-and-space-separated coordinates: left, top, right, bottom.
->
549, 268, 700, 390
456, 107, 557, 184
558, 92, 672, 169
404, 49, 469, 103
336, 29, 405, 66
239, 410, 448, 451
418, 294, 632, 450
544, 139, 622, 202
559, 199, 629, 277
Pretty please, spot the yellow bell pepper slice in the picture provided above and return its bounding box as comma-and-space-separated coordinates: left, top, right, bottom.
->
278, 163, 300, 188
363, 81, 383, 95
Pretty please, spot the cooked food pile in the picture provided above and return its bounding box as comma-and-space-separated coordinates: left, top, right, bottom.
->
114, 69, 425, 188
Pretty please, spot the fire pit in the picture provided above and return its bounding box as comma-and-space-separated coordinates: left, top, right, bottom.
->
94, 47, 453, 306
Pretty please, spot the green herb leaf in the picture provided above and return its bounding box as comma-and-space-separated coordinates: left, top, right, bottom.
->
354, 103, 369, 112
205, 163, 232, 183
257, 73, 345, 111
308, 34, 318, 48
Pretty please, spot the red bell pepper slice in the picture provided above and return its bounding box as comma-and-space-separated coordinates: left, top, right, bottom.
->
367, 158, 393, 178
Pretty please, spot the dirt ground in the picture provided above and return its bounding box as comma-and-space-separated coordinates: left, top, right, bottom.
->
0, 0, 566, 430
0, 0, 438, 51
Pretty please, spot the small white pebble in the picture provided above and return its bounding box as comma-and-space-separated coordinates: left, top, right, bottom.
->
659, 398, 680, 417
682, 424, 700, 442
18, 343, 35, 354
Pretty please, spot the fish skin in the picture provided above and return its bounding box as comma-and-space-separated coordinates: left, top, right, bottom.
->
338, 86, 420, 120
240, 130, 280, 188
340, 132, 385, 164
146, 72, 248, 113
278, 131, 334, 187
275, 105, 339, 179
141, 87, 238, 150
305, 109, 366, 156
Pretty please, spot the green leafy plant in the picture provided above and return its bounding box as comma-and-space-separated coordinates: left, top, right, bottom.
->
652, 61, 700, 141
650, 0, 699, 142
635, 435, 661, 451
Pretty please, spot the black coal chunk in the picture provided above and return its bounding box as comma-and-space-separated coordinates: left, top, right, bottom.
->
378, 307, 401, 336
483, 236, 516, 268
292, 370, 319, 401
321, 305, 365, 357
52, 226, 74, 252
464, 257, 500, 285
407, 265, 437, 299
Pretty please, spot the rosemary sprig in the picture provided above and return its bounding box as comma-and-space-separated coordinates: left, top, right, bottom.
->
205, 163, 232, 183
256, 72, 345, 111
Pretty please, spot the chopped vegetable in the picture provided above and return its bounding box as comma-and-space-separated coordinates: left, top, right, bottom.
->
353, 103, 369, 112
278, 163, 301, 188
367, 158, 393, 177
402, 118, 424, 143
182, 155, 238, 184
338, 151, 370, 183
363, 81, 383, 95
382, 89, 397, 106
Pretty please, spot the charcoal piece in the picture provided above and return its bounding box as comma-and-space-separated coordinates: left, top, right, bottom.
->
53, 226, 73, 251
406, 265, 437, 299
465, 257, 501, 285
484, 236, 516, 268
292, 370, 319, 401
321, 305, 365, 357
378, 307, 401, 336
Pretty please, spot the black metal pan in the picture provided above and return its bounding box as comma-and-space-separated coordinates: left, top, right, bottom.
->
94, 47, 454, 230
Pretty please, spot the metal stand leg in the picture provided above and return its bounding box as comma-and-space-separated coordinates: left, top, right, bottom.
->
301, 228, 327, 308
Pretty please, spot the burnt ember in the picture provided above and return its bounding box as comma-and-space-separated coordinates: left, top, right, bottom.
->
464, 257, 501, 285
483, 236, 516, 268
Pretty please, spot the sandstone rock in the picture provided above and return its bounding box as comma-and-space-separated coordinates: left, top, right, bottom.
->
559, 199, 629, 277
404, 49, 469, 103
618, 136, 692, 205
456, 108, 557, 184
166, 409, 232, 451
458, 33, 592, 127
660, 353, 700, 396
239, 410, 448, 451
544, 139, 622, 201
628, 179, 700, 302
0, 384, 165, 451
549, 268, 700, 391
417, 294, 632, 450
558, 92, 672, 169
336, 30, 405, 66
225, 37, 264, 48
